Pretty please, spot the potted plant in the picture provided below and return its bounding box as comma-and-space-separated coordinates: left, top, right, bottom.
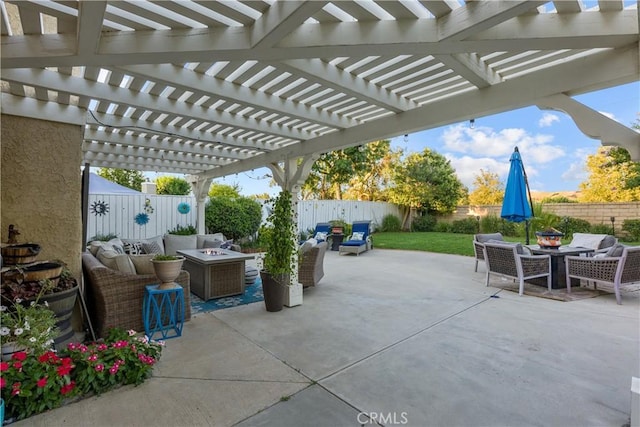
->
1, 281, 59, 360
260, 190, 298, 312
150, 255, 185, 289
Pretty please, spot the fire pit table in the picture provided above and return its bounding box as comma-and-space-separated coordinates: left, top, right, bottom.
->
176, 249, 254, 301
527, 245, 595, 289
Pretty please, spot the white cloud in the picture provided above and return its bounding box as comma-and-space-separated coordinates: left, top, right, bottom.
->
538, 113, 560, 127
560, 148, 592, 182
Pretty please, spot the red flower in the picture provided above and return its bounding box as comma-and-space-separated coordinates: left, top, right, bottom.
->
61, 357, 73, 366
11, 351, 27, 361
13, 361, 22, 370
60, 381, 75, 395
57, 365, 73, 376
37, 377, 48, 388
0, 361, 9, 371
0, 377, 6, 388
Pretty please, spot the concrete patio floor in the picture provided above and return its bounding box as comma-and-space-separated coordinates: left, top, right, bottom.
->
18, 249, 640, 427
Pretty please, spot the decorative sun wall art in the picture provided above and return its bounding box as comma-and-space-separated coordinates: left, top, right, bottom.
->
90, 200, 110, 216
135, 212, 150, 226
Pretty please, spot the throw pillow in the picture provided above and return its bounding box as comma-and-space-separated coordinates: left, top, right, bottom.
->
203, 239, 222, 249
164, 234, 197, 255
129, 254, 156, 275
108, 238, 126, 254
141, 241, 163, 255
88, 241, 105, 256
123, 241, 145, 255
96, 247, 136, 274
314, 232, 328, 241
220, 239, 234, 250
299, 241, 313, 254
351, 232, 364, 241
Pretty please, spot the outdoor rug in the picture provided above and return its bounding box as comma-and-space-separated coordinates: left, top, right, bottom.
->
190, 277, 263, 315
491, 279, 640, 302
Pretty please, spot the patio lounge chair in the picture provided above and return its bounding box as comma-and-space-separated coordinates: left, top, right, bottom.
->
299, 241, 327, 287
339, 220, 372, 256
483, 242, 551, 296
565, 245, 640, 304
473, 232, 505, 272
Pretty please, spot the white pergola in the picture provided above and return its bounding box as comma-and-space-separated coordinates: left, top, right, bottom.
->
2, 0, 639, 195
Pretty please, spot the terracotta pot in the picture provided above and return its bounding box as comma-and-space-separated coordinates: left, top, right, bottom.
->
151, 257, 185, 289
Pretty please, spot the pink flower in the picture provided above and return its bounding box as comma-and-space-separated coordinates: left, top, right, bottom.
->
128, 329, 136, 336
79, 344, 88, 353
87, 354, 98, 362
109, 365, 119, 375
37, 377, 48, 388
67, 342, 77, 351
95, 364, 104, 372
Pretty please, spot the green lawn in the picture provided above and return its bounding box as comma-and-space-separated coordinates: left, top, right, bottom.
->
371, 232, 639, 257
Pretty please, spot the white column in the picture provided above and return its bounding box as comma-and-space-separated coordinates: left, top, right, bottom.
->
187, 175, 213, 235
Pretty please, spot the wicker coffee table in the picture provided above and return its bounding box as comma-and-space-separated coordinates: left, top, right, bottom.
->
177, 249, 254, 301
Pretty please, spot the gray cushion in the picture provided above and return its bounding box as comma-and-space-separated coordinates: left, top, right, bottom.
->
203, 239, 222, 249
475, 233, 503, 243
606, 243, 625, 257
599, 235, 617, 249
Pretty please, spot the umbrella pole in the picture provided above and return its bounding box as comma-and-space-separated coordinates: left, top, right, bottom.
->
525, 220, 530, 245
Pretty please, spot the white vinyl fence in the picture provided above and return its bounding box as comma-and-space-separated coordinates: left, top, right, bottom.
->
87, 194, 401, 241
87, 194, 196, 241
296, 200, 401, 233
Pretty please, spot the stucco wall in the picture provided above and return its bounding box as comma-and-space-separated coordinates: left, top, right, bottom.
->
1, 114, 83, 278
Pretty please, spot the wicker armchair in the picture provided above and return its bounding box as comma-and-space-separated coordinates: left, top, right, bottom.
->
565, 246, 640, 305
82, 252, 191, 338
483, 242, 551, 296
473, 232, 504, 272
298, 241, 327, 288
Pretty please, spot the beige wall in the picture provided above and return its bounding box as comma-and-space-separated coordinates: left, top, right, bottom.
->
1, 114, 83, 278
442, 203, 640, 229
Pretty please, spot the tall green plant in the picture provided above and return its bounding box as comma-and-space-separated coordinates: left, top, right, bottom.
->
263, 191, 296, 278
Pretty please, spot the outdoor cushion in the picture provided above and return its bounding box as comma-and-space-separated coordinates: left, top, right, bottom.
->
606, 243, 625, 257
569, 233, 607, 250
141, 241, 163, 255
203, 239, 222, 248
123, 241, 144, 255
196, 233, 225, 249
475, 233, 504, 243
164, 234, 197, 255
129, 254, 155, 275
299, 240, 314, 254
97, 247, 136, 274
599, 235, 617, 250
88, 238, 125, 256
219, 239, 234, 250
123, 235, 165, 255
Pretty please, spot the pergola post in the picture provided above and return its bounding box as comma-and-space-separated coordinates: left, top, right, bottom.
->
267, 155, 317, 287
187, 175, 213, 235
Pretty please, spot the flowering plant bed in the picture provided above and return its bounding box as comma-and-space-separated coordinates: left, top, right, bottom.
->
0, 328, 164, 421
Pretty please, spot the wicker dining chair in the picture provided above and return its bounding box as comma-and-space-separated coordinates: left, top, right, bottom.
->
565, 246, 640, 305
483, 242, 551, 296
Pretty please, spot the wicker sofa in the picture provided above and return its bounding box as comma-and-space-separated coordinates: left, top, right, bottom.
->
82, 251, 192, 338
298, 241, 327, 288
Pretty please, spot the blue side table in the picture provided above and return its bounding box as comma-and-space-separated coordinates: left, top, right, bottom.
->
143, 284, 185, 340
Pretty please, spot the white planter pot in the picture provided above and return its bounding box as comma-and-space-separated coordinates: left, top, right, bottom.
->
151, 257, 185, 289
284, 282, 303, 307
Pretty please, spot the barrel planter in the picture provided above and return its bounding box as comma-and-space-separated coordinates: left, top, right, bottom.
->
1, 261, 63, 289
36, 284, 79, 351
1, 243, 41, 265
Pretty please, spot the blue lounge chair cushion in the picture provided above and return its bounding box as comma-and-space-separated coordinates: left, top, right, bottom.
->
340, 240, 366, 247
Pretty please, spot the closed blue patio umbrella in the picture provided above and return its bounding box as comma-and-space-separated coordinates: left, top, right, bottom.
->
501, 147, 534, 244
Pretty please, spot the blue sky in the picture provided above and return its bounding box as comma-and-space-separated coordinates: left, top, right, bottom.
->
209, 81, 638, 197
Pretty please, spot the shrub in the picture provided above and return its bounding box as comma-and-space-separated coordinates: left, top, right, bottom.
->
451, 217, 478, 234
205, 196, 262, 241
622, 219, 640, 240
88, 233, 118, 242
434, 222, 452, 233
590, 223, 614, 235
411, 214, 437, 232
479, 215, 502, 234
540, 196, 576, 203
499, 220, 521, 237
167, 224, 197, 235
381, 214, 402, 232
557, 217, 591, 236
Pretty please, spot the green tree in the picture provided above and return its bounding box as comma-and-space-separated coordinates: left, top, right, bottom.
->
343, 141, 399, 201
578, 146, 640, 202
155, 176, 191, 195
97, 168, 145, 191
387, 149, 465, 219
302, 142, 390, 200
208, 183, 241, 199
468, 169, 504, 205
